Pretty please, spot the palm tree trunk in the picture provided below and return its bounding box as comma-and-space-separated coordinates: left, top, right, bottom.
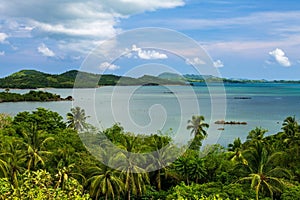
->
157, 169, 161, 190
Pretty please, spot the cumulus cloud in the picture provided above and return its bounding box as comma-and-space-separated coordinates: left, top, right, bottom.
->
269, 48, 291, 67
0, 1, 184, 39
0, 51, 5, 56
99, 62, 120, 71
185, 57, 206, 65
0, 33, 8, 43
213, 60, 224, 68
37, 43, 55, 57
129, 44, 168, 60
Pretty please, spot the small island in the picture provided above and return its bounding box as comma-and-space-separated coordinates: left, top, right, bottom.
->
215, 120, 247, 125
234, 97, 252, 99
0, 90, 73, 103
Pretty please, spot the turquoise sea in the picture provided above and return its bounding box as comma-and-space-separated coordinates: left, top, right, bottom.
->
1, 83, 300, 147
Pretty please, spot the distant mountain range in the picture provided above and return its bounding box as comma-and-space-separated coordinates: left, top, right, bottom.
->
0, 70, 186, 88
0, 70, 299, 89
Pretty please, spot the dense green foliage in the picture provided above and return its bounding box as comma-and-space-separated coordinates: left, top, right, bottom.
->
0, 108, 299, 199
0, 90, 71, 103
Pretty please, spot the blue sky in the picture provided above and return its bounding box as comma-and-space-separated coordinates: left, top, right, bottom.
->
0, 0, 300, 80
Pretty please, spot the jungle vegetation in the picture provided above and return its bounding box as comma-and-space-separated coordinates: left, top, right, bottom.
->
0, 108, 299, 199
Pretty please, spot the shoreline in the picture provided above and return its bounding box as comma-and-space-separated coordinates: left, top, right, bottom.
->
2, 81, 300, 90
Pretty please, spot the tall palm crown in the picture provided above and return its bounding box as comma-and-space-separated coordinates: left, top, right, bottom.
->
228, 138, 247, 164
282, 116, 299, 138
187, 115, 209, 139
246, 127, 268, 141
237, 141, 291, 200
187, 115, 209, 150
67, 107, 89, 131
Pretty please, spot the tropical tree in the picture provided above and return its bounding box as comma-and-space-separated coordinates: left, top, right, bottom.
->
67, 107, 89, 131
227, 138, 247, 164
187, 115, 209, 150
189, 156, 206, 184
237, 141, 291, 200
173, 153, 193, 185
0, 144, 8, 178
88, 165, 124, 200
24, 124, 54, 171
246, 127, 268, 142
0, 140, 26, 188
113, 136, 150, 200
284, 116, 300, 147
147, 134, 176, 190
13, 108, 66, 134
281, 116, 300, 138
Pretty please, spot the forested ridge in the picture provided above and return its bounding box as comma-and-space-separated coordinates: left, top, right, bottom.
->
0, 70, 185, 89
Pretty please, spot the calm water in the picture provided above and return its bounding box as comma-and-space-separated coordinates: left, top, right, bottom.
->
1, 83, 300, 146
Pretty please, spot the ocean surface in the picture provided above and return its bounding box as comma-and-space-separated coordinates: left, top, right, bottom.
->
1, 83, 300, 147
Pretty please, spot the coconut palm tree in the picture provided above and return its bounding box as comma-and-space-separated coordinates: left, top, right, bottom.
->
187, 115, 209, 150
24, 124, 54, 171
246, 127, 268, 142
147, 134, 177, 190
113, 136, 150, 200
88, 165, 124, 200
227, 138, 247, 164
67, 107, 89, 131
0, 141, 26, 188
282, 116, 299, 141
237, 141, 291, 200
281, 116, 300, 148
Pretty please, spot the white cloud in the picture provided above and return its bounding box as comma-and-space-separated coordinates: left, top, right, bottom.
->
0, 1, 184, 55
269, 48, 291, 67
99, 62, 120, 71
0, 51, 5, 56
130, 44, 168, 60
161, 11, 300, 31
213, 60, 224, 68
0, 33, 8, 43
185, 57, 206, 65
37, 43, 55, 57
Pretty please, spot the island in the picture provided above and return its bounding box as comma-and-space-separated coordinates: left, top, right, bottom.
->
1, 70, 300, 89
214, 120, 247, 125
0, 90, 73, 103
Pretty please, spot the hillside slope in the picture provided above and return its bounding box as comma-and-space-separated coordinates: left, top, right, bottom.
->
0, 70, 186, 88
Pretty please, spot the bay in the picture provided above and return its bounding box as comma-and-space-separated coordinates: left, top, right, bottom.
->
1, 83, 300, 147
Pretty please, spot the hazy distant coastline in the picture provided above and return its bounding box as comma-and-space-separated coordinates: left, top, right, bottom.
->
0, 70, 299, 89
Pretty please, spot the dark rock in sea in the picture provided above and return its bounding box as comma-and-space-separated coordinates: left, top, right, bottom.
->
218, 128, 225, 130
142, 83, 160, 86
163, 91, 174, 94
234, 97, 252, 99
64, 96, 74, 101
215, 120, 247, 125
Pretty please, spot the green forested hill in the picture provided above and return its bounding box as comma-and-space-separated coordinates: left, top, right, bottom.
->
0, 70, 186, 88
